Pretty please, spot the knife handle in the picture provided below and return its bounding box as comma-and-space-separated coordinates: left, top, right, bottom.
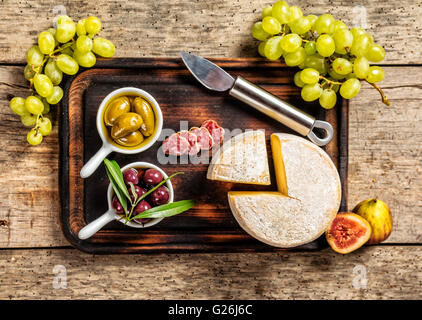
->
228, 76, 333, 146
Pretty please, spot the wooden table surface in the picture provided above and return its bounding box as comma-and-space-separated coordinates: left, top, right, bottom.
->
0, 0, 421, 299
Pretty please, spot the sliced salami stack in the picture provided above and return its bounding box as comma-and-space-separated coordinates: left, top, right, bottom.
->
162, 120, 224, 156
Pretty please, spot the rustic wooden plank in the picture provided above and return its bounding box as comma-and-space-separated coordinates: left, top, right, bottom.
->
348, 66, 422, 243
0, 0, 420, 64
0, 66, 68, 247
0, 246, 420, 299
0, 64, 421, 247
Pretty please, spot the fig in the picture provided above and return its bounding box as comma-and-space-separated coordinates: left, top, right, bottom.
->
353, 199, 392, 244
326, 212, 371, 254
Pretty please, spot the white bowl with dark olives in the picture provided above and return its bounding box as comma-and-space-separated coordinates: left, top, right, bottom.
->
78, 162, 173, 240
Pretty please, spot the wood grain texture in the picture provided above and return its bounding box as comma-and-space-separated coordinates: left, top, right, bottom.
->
60, 58, 346, 253
0, 0, 420, 64
0, 65, 421, 248
0, 246, 421, 299
348, 66, 422, 243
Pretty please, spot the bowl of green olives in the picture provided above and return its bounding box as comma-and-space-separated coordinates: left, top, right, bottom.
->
80, 87, 163, 178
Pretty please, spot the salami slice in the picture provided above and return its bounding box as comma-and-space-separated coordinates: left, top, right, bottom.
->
189, 127, 214, 150
177, 130, 200, 155
201, 120, 225, 146
162, 133, 190, 156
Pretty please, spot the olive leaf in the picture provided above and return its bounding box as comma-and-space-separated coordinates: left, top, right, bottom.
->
130, 200, 195, 220
104, 162, 128, 215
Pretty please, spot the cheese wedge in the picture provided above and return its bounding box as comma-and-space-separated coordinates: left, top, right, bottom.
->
228, 133, 341, 248
207, 130, 270, 185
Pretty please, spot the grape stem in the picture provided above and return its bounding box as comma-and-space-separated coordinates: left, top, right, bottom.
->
319, 75, 343, 86
367, 81, 391, 106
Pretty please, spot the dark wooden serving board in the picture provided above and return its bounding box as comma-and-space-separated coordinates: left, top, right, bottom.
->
59, 58, 348, 254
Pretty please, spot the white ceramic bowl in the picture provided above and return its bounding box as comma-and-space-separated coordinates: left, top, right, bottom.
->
78, 162, 174, 240
80, 87, 163, 178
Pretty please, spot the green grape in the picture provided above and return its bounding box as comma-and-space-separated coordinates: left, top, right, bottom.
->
27, 129, 43, 145
351, 27, 366, 39
350, 33, 371, 57
264, 36, 283, 60
313, 14, 335, 35
34, 74, 54, 97
289, 6, 303, 21
304, 41, 316, 55
26, 45, 44, 67
92, 37, 115, 58
353, 56, 370, 79
331, 83, 340, 92
300, 68, 320, 84
366, 66, 385, 83
272, 1, 291, 24
298, 61, 306, 69
25, 96, 44, 114
261, 6, 272, 18
340, 78, 361, 99
306, 15, 318, 29
301, 83, 322, 101
41, 99, 50, 114
46, 86, 63, 105
333, 20, 347, 32
316, 34, 335, 57
47, 27, 59, 47
76, 19, 87, 36
24, 64, 36, 80
284, 47, 306, 66
333, 28, 353, 54
262, 16, 282, 35
280, 34, 302, 53
9, 97, 27, 116
73, 49, 96, 68
38, 31, 55, 55
258, 41, 266, 57
56, 54, 79, 75
21, 114, 37, 127
252, 22, 270, 41
345, 72, 356, 80
332, 58, 353, 75
289, 16, 311, 35
61, 46, 74, 56
366, 44, 385, 62
85, 16, 102, 35
37, 117, 52, 136
57, 15, 72, 24
328, 68, 345, 80
305, 54, 326, 74
76, 35, 93, 53
44, 60, 63, 85
294, 71, 305, 87
319, 89, 337, 109
56, 19, 76, 43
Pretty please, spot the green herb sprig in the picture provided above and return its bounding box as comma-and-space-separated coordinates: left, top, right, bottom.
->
104, 158, 195, 223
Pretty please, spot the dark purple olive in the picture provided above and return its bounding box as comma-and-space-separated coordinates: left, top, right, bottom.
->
133, 200, 152, 224
123, 168, 139, 185
151, 186, 170, 205
129, 185, 147, 201
143, 169, 163, 185
112, 195, 123, 213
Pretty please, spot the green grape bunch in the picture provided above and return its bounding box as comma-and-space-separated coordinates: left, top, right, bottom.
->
9, 15, 116, 145
252, 1, 389, 110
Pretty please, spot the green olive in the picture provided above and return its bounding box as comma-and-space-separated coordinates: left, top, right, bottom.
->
104, 96, 130, 126
111, 112, 143, 139
132, 97, 155, 137
115, 130, 144, 147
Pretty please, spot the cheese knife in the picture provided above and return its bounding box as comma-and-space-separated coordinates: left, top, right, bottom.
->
180, 51, 333, 146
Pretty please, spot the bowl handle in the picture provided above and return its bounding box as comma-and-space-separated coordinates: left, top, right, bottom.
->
78, 209, 117, 240
80, 144, 112, 178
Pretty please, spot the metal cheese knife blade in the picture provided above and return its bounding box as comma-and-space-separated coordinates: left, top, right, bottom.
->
180, 51, 333, 146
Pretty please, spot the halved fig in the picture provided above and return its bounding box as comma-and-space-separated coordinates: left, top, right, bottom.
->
326, 212, 372, 254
